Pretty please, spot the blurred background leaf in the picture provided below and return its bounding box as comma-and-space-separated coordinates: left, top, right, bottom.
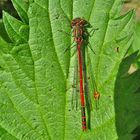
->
115, 51, 140, 140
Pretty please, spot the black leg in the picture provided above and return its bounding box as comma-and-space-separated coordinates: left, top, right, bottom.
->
64, 42, 76, 53
88, 42, 96, 54
57, 29, 71, 36
89, 28, 99, 37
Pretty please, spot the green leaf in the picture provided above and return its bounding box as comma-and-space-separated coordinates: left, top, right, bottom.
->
0, 0, 137, 140
0, 126, 18, 140
131, 22, 140, 67
0, 38, 50, 140
0, 20, 11, 42
115, 51, 140, 140
3, 11, 29, 45
11, 0, 29, 24
133, 22, 140, 52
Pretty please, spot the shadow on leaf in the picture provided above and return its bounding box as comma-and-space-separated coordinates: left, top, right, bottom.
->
114, 51, 140, 140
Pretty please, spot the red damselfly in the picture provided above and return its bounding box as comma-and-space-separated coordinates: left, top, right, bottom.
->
71, 18, 89, 130
70, 18, 100, 131
60, 17, 100, 130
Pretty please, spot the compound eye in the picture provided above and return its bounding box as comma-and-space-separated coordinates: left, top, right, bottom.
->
74, 22, 77, 25
80, 20, 84, 24
71, 22, 75, 26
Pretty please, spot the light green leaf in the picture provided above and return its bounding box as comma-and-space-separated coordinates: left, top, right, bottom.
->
0, 38, 50, 140
0, 0, 137, 140
131, 22, 140, 67
3, 11, 29, 44
133, 22, 140, 52
0, 126, 18, 140
11, 0, 29, 23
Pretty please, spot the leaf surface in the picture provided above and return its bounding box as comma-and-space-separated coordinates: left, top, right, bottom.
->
0, 0, 136, 140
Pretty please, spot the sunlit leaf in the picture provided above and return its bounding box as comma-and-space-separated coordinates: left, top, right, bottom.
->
0, 0, 136, 140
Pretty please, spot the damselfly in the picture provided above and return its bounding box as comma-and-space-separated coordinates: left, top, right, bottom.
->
59, 17, 100, 130
70, 18, 100, 131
